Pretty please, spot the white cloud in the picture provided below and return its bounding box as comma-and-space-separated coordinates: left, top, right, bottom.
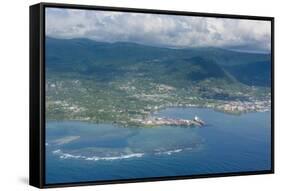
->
46, 8, 271, 52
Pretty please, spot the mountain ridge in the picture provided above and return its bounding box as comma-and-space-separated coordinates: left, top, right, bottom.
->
46, 37, 271, 87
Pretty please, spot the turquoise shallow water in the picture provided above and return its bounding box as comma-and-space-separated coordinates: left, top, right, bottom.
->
45, 108, 271, 184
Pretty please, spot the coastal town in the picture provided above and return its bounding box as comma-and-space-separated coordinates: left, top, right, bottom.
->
131, 116, 205, 127
46, 77, 271, 126
214, 100, 271, 113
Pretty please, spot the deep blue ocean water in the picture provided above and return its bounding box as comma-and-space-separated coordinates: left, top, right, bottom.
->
45, 108, 271, 184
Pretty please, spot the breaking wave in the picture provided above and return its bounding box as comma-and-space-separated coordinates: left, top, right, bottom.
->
155, 149, 183, 155
52, 147, 191, 161
52, 149, 144, 161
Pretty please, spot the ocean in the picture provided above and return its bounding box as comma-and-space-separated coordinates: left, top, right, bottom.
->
45, 108, 271, 184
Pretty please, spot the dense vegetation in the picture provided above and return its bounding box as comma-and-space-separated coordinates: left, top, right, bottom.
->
46, 37, 271, 126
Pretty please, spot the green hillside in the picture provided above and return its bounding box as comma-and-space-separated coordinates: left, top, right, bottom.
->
45, 37, 271, 125
46, 37, 270, 87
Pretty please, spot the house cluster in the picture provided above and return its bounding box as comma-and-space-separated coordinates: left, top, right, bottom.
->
135, 116, 205, 127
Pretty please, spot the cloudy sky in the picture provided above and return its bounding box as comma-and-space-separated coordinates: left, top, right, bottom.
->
46, 8, 271, 52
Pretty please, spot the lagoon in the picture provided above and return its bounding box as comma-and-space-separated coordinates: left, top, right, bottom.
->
46, 108, 271, 184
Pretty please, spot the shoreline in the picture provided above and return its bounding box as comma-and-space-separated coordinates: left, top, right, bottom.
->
46, 105, 271, 127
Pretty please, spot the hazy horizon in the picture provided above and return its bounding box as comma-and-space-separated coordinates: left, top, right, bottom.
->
46, 8, 271, 53
46, 35, 271, 54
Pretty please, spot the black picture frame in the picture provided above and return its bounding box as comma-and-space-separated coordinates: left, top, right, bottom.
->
30, 2, 275, 189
